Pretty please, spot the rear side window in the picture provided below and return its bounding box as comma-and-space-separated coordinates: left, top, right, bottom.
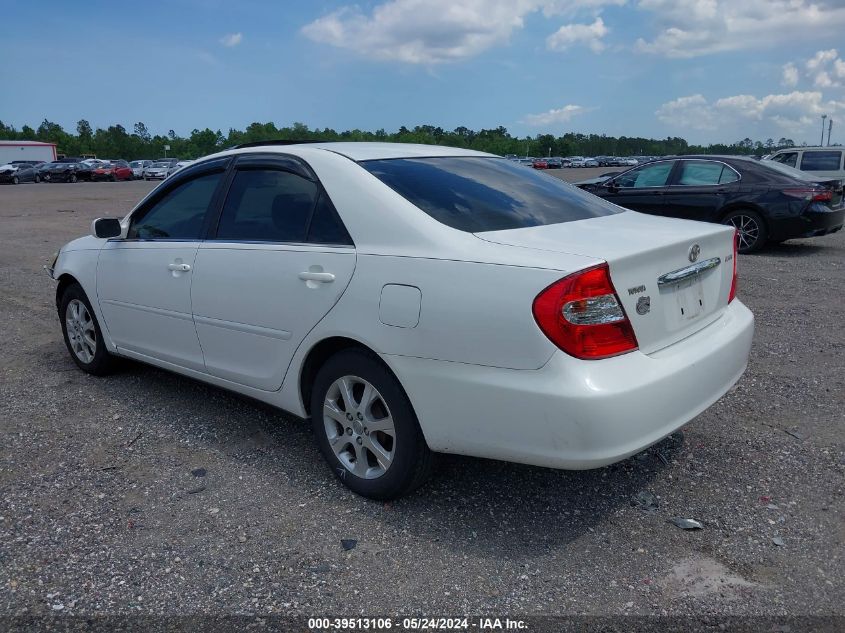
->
800, 151, 842, 171
216, 169, 318, 242
307, 193, 353, 245
361, 157, 622, 233
676, 161, 739, 185
128, 172, 222, 239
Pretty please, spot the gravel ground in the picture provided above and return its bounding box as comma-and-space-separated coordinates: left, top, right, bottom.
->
0, 177, 843, 623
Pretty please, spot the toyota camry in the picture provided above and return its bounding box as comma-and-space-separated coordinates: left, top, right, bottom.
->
49, 142, 754, 499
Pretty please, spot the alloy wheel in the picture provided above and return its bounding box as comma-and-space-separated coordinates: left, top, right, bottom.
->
65, 299, 96, 363
322, 375, 396, 479
727, 214, 760, 251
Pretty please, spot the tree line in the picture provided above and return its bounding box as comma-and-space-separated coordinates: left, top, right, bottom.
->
0, 118, 805, 161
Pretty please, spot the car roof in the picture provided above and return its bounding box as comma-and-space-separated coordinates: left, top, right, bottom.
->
225, 142, 496, 162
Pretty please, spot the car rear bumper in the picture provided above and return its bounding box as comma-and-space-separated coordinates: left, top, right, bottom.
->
769, 207, 845, 241
385, 299, 754, 469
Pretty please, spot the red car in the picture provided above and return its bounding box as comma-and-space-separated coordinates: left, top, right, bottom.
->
532, 158, 549, 169
92, 160, 133, 181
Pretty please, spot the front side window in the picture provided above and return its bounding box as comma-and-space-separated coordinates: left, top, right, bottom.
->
614, 161, 675, 188
216, 169, 319, 242
676, 161, 740, 185
800, 151, 842, 171
128, 172, 222, 239
361, 157, 622, 233
772, 152, 798, 168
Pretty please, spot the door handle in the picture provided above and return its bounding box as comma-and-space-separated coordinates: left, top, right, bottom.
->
168, 263, 191, 272
298, 271, 335, 283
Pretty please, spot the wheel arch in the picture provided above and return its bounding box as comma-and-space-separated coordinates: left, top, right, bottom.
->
299, 336, 386, 416
55, 273, 80, 310
718, 203, 768, 230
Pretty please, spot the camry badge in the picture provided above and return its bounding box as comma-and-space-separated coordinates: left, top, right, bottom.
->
688, 244, 701, 262
636, 296, 651, 315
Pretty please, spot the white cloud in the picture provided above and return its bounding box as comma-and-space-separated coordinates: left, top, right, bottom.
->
301, 0, 619, 64
655, 94, 717, 130
540, 0, 627, 17
635, 0, 845, 58
656, 91, 845, 134
219, 32, 243, 47
806, 49, 845, 87
782, 63, 799, 88
522, 104, 589, 126
546, 18, 608, 53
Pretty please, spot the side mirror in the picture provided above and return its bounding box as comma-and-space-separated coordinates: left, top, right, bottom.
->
92, 217, 122, 239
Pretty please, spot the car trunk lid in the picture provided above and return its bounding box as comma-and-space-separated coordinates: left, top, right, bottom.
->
475, 211, 737, 354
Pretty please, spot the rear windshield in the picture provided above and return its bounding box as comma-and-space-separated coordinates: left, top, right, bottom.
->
361, 157, 622, 232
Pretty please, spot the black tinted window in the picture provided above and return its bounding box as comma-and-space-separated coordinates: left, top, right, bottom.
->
129, 172, 221, 239
216, 169, 318, 242
307, 193, 353, 245
800, 151, 842, 171
361, 157, 622, 233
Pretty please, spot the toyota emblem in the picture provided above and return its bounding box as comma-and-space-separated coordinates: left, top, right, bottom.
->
688, 244, 701, 262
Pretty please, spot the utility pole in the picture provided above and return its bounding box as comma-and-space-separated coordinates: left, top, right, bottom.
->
827, 119, 833, 147
821, 115, 827, 146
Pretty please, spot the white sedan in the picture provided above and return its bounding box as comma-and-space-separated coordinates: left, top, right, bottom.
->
49, 142, 754, 499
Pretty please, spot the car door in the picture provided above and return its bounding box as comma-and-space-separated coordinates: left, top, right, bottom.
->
190, 154, 356, 391
596, 160, 676, 214
96, 159, 229, 370
661, 159, 741, 221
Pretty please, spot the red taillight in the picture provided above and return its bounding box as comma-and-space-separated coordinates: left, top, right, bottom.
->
532, 263, 638, 360
729, 229, 738, 303
783, 188, 833, 202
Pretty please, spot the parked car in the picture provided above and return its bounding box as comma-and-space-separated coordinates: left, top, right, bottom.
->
130, 160, 154, 179
546, 157, 563, 169
517, 158, 534, 167
49, 142, 754, 499
532, 158, 549, 169
583, 158, 599, 168
766, 147, 845, 179
173, 160, 195, 174
0, 161, 44, 184
44, 162, 94, 183
144, 159, 179, 180
568, 156, 586, 167
92, 160, 133, 182
576, 155, 844, 253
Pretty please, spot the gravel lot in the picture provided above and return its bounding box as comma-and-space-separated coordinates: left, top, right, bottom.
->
1, 174, 843, 623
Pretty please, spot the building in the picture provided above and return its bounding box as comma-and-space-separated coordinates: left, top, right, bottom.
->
0, 140, 57, 164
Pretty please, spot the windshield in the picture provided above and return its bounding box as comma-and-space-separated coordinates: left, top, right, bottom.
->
152, 161, 170, 167
361, 157, 623, 233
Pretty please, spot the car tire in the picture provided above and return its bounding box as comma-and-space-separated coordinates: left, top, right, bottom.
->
59, 283, 119, 376
69, 174, 78, 183
310, 348, 434, 500
34, 174, 41, 183
12, 176, 19, 185
722, 209, 767, 254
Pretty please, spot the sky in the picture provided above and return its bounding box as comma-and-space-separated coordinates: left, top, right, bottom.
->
2, 0, 845, 146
